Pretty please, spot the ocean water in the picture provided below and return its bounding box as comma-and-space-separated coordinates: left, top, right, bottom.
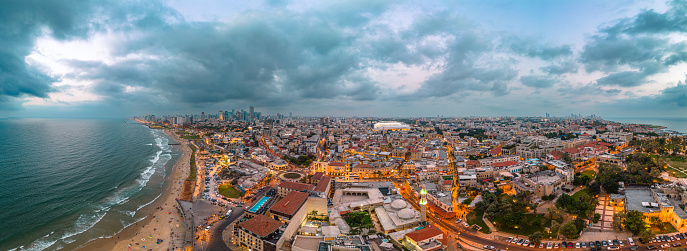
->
605, 117, 687, 134
0, 118, 180, 251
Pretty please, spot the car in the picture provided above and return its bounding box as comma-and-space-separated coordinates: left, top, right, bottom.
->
568, 243, 574, 248
582, 242, 587, 248
540, 243, 545, 248
670, 236, 676, 242
607, 247, 619, 250
456, 219, 462, 223
547, 242, 553, 249
602, 241, 608, 247
646, 245, 656, 250
660, 244, 670, 248
596, 241, 601, 247
628, 238, 635, 246
554, 243, 560, 249
464, 222, 469, 227
517, 239, 524, 245
613, 240, 618, 246
576, 243, 581, 248
672, 243, 681, 247
619, 240, 624, 246
631, 246, 638, 250
523, 240, 530, 246
507, 237, 513, 243
610, 240, 616, 246
529, 243, 535, 248
563, 242, 568, 248
205, 225, 211, 231
483, 245, 490, 249
589, 242, 595, 248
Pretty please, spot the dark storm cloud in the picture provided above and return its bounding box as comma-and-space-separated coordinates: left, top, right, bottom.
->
507, 36, 573, 60
540, 61, 578, 75
595, 71, 647, 87
0, 0, 98, 107
602, 0, 687, 35
520, 75, 557, 88
604, 77, 687, 113
580, 0, 687, 88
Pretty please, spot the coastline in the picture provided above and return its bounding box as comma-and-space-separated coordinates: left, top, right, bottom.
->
78, 129, 192, 251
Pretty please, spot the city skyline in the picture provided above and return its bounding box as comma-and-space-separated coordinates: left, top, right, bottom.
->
2, 0, 687, 118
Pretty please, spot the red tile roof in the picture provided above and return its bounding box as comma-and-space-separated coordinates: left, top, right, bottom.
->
488, 146, 502, 155
312, 172, 324, 180
406, 226, 445, 243
329, 162, 346, 166
238, 214, 283, 238
278, 181, 314, 191
355, 164, 373, 168
563, 148, 580, 154
313, 176, 331, 193
443, 180, 452, 185
492, 161, 518, 168
269, 191, 309, 216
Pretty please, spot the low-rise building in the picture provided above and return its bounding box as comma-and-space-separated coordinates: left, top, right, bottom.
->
234, 214, 285, 251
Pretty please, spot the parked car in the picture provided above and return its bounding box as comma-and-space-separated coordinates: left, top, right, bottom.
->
602, 241, 608, 247
619, 240, 624, 246
512, 238, 519, 244
523, 240, 530, 246
568, 243, 574, 248
646, 245, 657, 249
540, 243, 545, 248
554, 242, 560, 249
607, 247, 619, 250
596, 241, 601, 247
517, 239, 525, 245
576, 243, 581, 248
506, 237, 513, 243
547, 242, 553, 249
589, 241, 595, 248
582, 242, 587, 248
631, 245, 638, 250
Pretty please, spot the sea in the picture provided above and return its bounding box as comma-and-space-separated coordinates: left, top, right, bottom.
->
605, 117, 687, 134
0, 118, 180, 251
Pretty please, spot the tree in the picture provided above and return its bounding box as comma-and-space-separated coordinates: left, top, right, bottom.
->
560, 222, 579, 239
593, 213, 602, 223
638, 230, 655, 243
529, 232, 543, 245
547, 208, 563, 223
624, 211, 648, 235
550, 221, 561, 236
588, 182, 601, 195
612, 212, 626, 231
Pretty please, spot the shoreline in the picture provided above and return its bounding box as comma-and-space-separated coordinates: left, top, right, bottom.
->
78, 129, 192, 251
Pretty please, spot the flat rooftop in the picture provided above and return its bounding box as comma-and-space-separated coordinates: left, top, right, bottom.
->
625, 188, 657, 213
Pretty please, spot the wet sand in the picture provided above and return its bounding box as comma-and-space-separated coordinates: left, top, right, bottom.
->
78, 129, 192, 251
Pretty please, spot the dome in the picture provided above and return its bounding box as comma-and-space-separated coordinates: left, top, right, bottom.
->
390, 199, 407, 210
398, 208, 415, 220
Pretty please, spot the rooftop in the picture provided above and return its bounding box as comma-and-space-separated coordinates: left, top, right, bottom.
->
278, 180, 315, 192
238, 214, 283, 238
269, 191, 309, 216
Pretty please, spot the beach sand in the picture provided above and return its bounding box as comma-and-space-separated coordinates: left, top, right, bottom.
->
79, 129, 192, 251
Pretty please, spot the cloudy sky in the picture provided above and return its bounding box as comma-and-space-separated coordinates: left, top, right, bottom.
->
2, 0, 687, 118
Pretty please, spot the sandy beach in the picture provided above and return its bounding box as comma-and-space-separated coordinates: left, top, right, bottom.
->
79, 129, 193, 251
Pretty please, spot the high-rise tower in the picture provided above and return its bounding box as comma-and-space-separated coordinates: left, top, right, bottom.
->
420, 188, 427, 222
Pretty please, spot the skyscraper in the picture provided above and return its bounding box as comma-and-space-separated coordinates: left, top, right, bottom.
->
223, 111, 229, 121
218, 111, 223, 121
249, 106, 255, 121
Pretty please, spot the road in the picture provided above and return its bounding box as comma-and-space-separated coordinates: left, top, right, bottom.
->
205, 206, 246, 251
393, 181, 642, 251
